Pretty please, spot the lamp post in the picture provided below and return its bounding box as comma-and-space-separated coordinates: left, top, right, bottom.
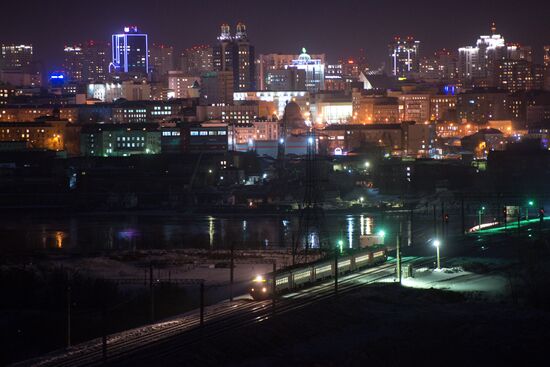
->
478, 206, 485, 231
526, 200, 534, 221
433, 239, 441, 270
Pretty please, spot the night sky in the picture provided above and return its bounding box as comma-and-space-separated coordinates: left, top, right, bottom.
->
2, 0, 550, 70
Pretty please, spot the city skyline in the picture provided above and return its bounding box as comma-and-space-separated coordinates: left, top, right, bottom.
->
2, 0, 550, 71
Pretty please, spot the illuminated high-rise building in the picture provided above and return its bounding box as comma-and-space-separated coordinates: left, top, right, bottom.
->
506, 44, 533, 62
63, 46, 84, 82
544, 46, 550, 91
288, 48, 325, 93
389, 36, 420, 78
64, 41, 109, 82
213, 23, 255, 92
458, 23, 509, 86
181, 45, 213, 76
110, 26, 149, 75
419, 49, 457, 81
1, 44, 33, 70
150, 43, 174, 80
257, 52, 326, 90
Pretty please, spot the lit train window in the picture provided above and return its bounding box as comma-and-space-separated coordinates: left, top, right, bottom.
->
373, 251, 385, 258
315, 265, 332, 274
276, 277, 288, 285
338, 260, 351, 267
355, 255, 370, 263
293, 271, 311, 280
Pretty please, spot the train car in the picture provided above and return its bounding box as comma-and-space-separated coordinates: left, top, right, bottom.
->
249, 248, 387, 300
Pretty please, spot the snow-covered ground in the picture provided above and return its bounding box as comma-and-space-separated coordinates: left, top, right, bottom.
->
401, 266, 508, 298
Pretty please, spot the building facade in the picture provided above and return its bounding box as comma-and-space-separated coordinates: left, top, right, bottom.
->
80, 123, 161, 156
389, 36, 420, 78
111, 26, 149, 75
213, 23, 255, 92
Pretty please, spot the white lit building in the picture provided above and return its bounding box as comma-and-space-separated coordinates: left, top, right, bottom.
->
87, 82, 123, 102
167, 71, 200, 99
233, 90, 310, 119
287, 48, 324, 93
458, 24, 508, 85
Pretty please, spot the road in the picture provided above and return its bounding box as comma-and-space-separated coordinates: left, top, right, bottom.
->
12, 256, 434, 367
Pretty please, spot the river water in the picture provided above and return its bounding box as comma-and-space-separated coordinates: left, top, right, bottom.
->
1, 211, 440, 252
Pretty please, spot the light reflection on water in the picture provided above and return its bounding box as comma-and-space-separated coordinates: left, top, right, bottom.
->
6, 213, 416, 252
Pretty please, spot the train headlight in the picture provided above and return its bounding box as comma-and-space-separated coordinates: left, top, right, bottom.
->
262, 287, 267, 292
254, 275, 264, 282
251, 288, 254, 292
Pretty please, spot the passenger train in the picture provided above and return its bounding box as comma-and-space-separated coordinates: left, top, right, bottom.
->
249, 248, 387, 300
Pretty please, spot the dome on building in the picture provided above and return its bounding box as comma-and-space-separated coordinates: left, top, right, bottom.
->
297, 47, 311, 64
283, 101, 307, 133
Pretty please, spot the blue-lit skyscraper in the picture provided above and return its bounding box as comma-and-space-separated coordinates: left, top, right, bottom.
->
110, 26, 149, 75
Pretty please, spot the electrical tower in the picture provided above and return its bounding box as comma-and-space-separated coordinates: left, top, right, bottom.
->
292, 130, 328, 264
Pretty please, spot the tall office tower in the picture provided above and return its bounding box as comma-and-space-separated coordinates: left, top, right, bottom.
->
507, 44, 533, 62
110, 26, 149, 75
64, 41, 109, 82
288, 48, 325, 92
458, 23, 510, 86
150, 43, 174, 80
496, 59, 536, 92
544, 46, 550, 91
0, 44, 33, 70
181, 45, 213, 76
419, 49, 457, 81
265, 68, 306, 91
167, 71, 200, 99
84, 40, 109, 82
389, 36, 420, 78
213, 23, 255, 92
200, 71, 234, 105
63, 46, 84, 81
257, 52, 326, 90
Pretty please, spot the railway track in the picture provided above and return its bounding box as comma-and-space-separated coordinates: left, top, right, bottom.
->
15, 256, 435, 367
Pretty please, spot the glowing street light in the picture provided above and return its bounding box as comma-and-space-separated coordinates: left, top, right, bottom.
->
364, 161, 370, 168
526, 200, 534, 221
337, 239, 344, 253
478, 206, 486, 231
433, 239, 441, 270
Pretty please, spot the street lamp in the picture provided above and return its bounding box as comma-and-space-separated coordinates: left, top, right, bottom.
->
337, 239, 344, 253
433, 239, 441, 270
478, 206, 486, 231
526, 200, 534, 221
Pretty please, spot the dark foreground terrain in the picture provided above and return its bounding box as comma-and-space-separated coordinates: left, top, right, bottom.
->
114, 282, 550, 367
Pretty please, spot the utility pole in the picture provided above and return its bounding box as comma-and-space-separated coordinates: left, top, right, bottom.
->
461, 194, 465, 236
272, 261, 276, 315
200, 281, 205, 327
441, 201, 445, 238
433, 204, 437, 238
291, 233, 296, 266
517, 209, 521, 235
396, 224, 402, 284
409, 208, 413, 246
102, 305, 107, 364
149, 261, 154, 323
334, 246, 339, 295
66, 283, 71, 348
229, 242, 235, 302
